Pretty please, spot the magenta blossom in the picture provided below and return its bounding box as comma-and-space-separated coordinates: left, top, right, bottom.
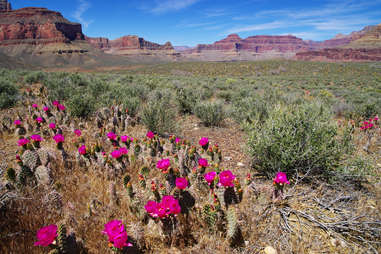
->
162, 196, 181, 215
17, 138, 30, 146
111, 149, 122, 159
204, 171, 217, 185
102, 220, 132, 249
273, 172, 290, 185
156, 158, 170, 171
74, 129, 82, 137
30, 134, 43, 142
32, 104, 39, 108
14, 119, 21, 126
175, 137, 181, 144
78, 145, 87, 155
53, 134, 65, 144
36, 117, 44, 123
107, 132, 117, 140
199, 137, 209, 147
175, 177, 188, 190
146, 131, 155, 139
57, 104, 66, 111
219, 170, 236, 187
198, 158, 209, 168
43, 106, 50, 112
120, 135, 131, 143
49, 123, 56, 129
34, 224, 57, 247
119, 147, 128, 155
52, 100, 59, 106
144, 200, 158, 216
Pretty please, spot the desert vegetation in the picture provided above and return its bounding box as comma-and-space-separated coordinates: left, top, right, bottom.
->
0, 60, 380, 253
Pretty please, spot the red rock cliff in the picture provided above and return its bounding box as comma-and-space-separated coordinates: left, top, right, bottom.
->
193, 34, 311, 53
87, 35, 173, 51
0, 7, 85, 46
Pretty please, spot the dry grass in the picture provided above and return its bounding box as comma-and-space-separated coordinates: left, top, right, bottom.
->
0, 98, 380, 254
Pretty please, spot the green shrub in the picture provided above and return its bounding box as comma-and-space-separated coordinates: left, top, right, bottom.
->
0, 79, 18, 109
122, 97, 140, 117
194, 101, 225, 127
24, 71, 46, 84
175, 87, 199, 114
140, 97, 177, 135
231, 96, 269, 125
67, 94, 96, 119
247, 103, 347, 179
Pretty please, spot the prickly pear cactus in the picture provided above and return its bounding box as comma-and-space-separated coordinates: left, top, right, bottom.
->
21, 150, 40, 171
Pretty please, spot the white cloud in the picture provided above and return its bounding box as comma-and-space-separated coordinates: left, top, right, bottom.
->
150, 0, 201, 14
225, 21, 288, 34
73, 0, 94, 28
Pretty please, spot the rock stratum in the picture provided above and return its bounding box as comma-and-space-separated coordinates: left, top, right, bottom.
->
295, 24, 381, 61
85, 35, 175, 55
0, 7, 84, 46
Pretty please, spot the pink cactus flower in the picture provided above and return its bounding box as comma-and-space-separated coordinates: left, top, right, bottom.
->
32, 104, 39, 108
52, 100, 59, 106
49, 123, 56, 129
198, 158, 209, 167
78, 145, 87, 155
374, 116, 379, 121
14, 119, 21, 126
43, 106, 50, 112
156, 158, 170, 171
120, 135, 131, 143
175, 137, 181, 144
146, 131, 155, 139
145, 200, 158, 216
219, 170, 236, 187
273, 172, 290, 185
199, 137, 209, 147
34, 224, 57, 247
162, 196, 181, 215
175, 177, 188, 190
102, 220, 132, 249
30, 134, 43, 142
74, 129, 82, 137
119, 147, 128, 155
36, 117, 44, 123
107, 132, 117, 140
17, 138, 30, 146
57, 104, 66, 111
53, 134, 65, 144
111, 149, 122, 159
204, 171, 217, 185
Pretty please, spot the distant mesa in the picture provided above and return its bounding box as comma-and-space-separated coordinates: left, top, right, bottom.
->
86, 35, 174, 55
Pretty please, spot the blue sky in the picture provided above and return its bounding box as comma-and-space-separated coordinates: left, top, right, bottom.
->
13, 0, 381, 46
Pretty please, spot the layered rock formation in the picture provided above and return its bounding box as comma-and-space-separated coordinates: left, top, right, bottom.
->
86, 35, 174, 54
0, 0, 11, 12
295, 48, 381, 62
191, 34, 311, 53
0, 7, 85, 46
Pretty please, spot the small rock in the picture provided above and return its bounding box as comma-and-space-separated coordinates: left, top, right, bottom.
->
264, 246, 277, 254
237, 162, 244, 167
225, 156, 232, 161
35, 166, 52, 185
